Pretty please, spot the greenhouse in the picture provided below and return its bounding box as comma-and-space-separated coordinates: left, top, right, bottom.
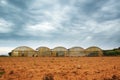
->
52, 46, 68, 57
68, 47, 86, 56
11, 46, 36, 57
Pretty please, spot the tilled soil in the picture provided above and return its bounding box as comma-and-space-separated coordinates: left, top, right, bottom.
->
0, 57, 120, 80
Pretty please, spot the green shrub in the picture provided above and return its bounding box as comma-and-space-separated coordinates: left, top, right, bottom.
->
103, 50, 120, 56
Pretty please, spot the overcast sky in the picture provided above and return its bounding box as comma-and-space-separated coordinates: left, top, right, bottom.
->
0, 0, 120, 55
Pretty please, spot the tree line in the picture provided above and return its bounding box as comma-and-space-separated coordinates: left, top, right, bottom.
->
103, 47, 120, 56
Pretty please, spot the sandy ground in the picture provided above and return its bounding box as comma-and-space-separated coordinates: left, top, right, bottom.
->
0, 57, 120, 80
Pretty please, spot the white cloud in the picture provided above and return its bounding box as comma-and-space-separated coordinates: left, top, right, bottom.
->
85, 19, 120, 34
0, 47, 14, 55
28, 2, 71, 24
29, 0, 58, 9
26, 22, 56, 32
0, 0, 7, 5
101, 0, 119, 13
21, 1, 72, 36
21, 22, 58, 37
0, 18, 14, 33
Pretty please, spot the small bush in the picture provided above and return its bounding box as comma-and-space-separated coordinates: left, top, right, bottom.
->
103, 75, 120, 80
42, 73, 54, 80
0, 68, 5, 77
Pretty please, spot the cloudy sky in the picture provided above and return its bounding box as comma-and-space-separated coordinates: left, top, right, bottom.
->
0, 0, 120, 55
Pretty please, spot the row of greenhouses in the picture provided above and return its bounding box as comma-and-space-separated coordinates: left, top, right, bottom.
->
9, 46, 103, 57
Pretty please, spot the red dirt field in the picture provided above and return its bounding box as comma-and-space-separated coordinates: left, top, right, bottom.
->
0, 57, 120, 80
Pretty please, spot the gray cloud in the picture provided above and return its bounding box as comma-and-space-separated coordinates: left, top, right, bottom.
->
0, 0, 120, 54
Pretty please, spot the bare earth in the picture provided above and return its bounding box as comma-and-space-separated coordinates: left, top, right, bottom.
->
0, 57, 120, 80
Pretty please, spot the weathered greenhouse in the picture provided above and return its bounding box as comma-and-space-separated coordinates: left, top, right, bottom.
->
10, 46, 103, 57
68, 47, 86, 57
52, 46, 68, 57
36, 47, 51, 57
85, 46, 103, 56
11, 46, 36, 57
